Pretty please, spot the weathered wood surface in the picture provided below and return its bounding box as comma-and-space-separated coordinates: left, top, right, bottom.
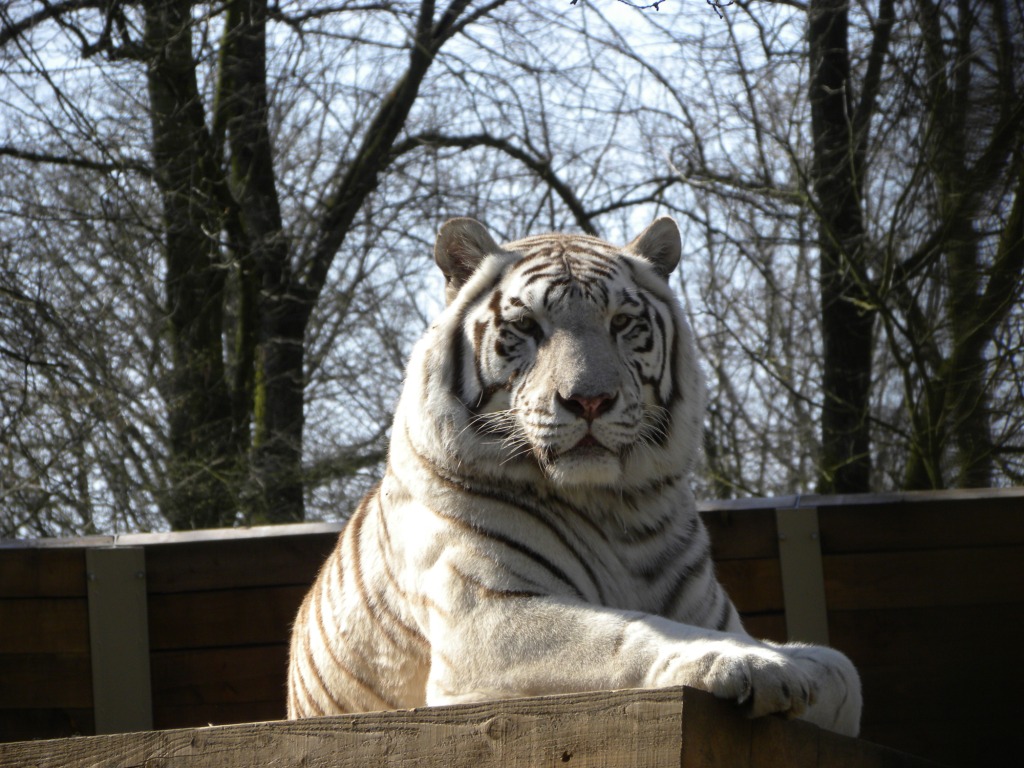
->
0, 687, 942, 768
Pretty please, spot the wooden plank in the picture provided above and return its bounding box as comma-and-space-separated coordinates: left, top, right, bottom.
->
679, 691, 945, 767
117, 522, 344, 547
0, 536, 115, 550
834, 603, 1024, 767
0, 687, 686, 768
824, 547, 1024, 610
856, 664, 1023, 767
785, 487, 1024, 509
829, 603, 1024, 668
699, 496, 801, 512
699, 487, 1024, 515
153, 701, 285, 732
0, 687, 943, 768
143, 534, 338, 594
151, 645, 288, 710
857, 663, 1019, 729
0, 598, 89, 653
818, 502, 1024, 554
682, 692, 880, 768
0, 548, 88, 598
148, 586, 307, 650
0, 654, 92, 708
86, 547, 153, 734
0, 708, 94, 743
714, 559, 784, 613
860, 720, 1015, 768
701, 508, 779, 560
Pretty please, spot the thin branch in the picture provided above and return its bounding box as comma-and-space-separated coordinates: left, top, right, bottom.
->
0, 145, 152, 178
852, 0, 896, 160
303, 1, 511, 299
394, 131, 597, 235
0, 0, 98, 47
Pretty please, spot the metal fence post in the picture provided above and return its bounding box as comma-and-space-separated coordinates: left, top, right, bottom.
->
775, 506, 830, 645
85, 546, 153, 734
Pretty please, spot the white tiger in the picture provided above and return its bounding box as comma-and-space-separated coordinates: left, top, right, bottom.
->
287, 217, 862, 736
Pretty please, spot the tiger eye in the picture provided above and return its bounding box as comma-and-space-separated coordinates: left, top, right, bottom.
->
510, 316, 540, 336
610, 313, 634, 333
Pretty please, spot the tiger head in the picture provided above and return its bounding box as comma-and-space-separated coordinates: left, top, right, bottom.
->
403, 218, 705, 494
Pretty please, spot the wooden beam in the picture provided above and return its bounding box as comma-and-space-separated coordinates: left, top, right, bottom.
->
775, 507, 830, 645
86, 547, 153, 734
0, 687, 945, 768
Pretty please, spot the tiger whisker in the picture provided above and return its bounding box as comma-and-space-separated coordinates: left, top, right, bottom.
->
460, 410, 515, 440
622, 405, 672, 464
499, 444, 534, 467
458, 409, 534, 463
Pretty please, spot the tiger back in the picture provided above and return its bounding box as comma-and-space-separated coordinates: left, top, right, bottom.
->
286, 217, 862, 736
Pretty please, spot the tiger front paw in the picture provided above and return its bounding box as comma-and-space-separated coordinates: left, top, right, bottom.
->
658, 644, 815, 719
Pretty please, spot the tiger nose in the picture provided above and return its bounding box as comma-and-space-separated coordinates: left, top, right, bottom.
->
558, 393, 617, 421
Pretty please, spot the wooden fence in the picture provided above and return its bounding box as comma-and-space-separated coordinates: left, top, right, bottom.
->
0, 686, 944, 768
1, 489, 1022, 766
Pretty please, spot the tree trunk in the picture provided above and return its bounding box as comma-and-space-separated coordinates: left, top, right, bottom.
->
216, 0, 306, 523
250, 288, 309, 523
143, 0, 238, 528
900, 0, 1023, 489
808, 0, 875, 494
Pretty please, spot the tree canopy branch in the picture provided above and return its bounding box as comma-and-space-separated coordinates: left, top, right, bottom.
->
303, 1, 510, 300
394, 131, 597, 235
0, 145, 152, 177
0, 0, 99, 48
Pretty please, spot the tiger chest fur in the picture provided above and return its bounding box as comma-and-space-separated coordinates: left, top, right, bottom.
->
287, 218, 863, 737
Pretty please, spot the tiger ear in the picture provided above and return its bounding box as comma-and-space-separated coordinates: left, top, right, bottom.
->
434, 218, 503, 304
624, 217, 681, 279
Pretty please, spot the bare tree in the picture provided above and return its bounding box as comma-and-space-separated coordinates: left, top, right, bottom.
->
2, 1, 690, 533
0, 156, 167, 536
565, 0, 1024, 494
876, 0, 1024, 489
2, 0, 1021, 536
3, 1, 519, 529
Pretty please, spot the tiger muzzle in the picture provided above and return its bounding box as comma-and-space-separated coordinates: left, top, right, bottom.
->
536, 326, 622, 421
